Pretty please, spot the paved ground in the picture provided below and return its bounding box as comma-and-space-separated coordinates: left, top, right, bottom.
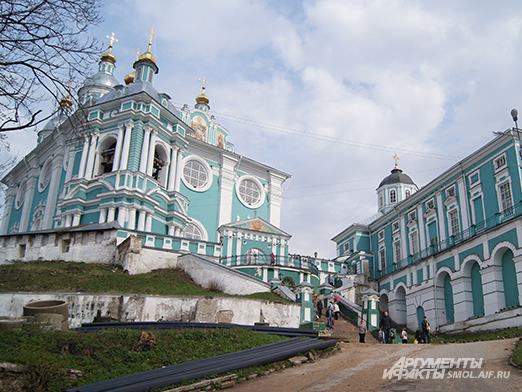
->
231, 328, 521, 392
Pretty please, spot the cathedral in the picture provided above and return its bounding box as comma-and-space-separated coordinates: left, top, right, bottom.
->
0, 32, 293, 274
332, 132, 522, 333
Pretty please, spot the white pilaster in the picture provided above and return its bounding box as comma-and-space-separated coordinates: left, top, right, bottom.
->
42, 157, 63, 229
72, 213, 81, 226
19, 177, 37, 232
107, 207, 116, 222
99, 208, 107, 224
139, 126, 151, 172
481, 265, 505, 316
84, 133, 99, 180
64, 149, 76, 183
168, 146, 179, 191
174, 149, 184, 192
0, 189, 16, 234
137, 211, 146, 231
117, 207, 128, 227
218, 155, 238, 227
119, 123, 133, 170
78, 137, 89, 179
65, 214, 72, 227
127, 208, 136, 230
146, 130, 157, 176
451, 276, 474, 322
145, 214, 152, 232
112, 124, 125, 171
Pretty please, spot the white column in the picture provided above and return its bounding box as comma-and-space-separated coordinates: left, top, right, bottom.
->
127, 208, 136, 230
65, 149, 76, 182
107, 207, 116, 222
99, 208, 107, 224
167, 146, 178, 191
218, 155, 238, 227
0, 189, 16, 234
119, 123, 132, 170
481, 265, 506, 316
112, 124, 125, 171
78, 137, 89, 179
84, 133, 99, 180
139, 126, 151, 172
451, 276, 474, 322
175, 227, 181, 236
137, 211, 146, 231
145, 214, 152, 232
117, 207, 128, 227
235, 233, 242, 261
19, 177, 37, 232
65, 214, 72, 227
146, 130, 157, 176
72, 213, 81, 226
174, 149, 184, 192
42, 157, 63, 229
268, 172, 285, 227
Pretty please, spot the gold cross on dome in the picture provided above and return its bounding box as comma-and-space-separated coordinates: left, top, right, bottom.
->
147, 27, 156, 45
392, 153, 400, 169
106, 32, 118, 53
133, 48, 140, 61
199, 76, 208, 88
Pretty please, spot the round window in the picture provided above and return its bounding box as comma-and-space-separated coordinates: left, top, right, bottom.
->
181, 157, 212, 192
236, 177, 264, 208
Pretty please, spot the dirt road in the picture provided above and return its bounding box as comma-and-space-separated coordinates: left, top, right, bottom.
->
230, 339, 521, 392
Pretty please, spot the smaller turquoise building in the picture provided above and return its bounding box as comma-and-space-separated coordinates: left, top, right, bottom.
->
332, 130, 522, 333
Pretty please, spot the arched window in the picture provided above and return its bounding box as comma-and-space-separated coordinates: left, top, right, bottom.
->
100, 142, 116, 173
405, 190, 411, 198
184, 223, 202, 240
245, 248, 266, 265
390, 190, 397, 203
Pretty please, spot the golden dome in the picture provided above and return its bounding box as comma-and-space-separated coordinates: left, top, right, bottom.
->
138, 49, 156, 65
195, 86, 209, 105
100, 52, 117, 64
59, 96, 73, 108
124, 71, 135, 85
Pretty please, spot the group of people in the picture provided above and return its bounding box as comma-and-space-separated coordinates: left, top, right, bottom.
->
315, 297, 340, 328
379, 312, 431, 344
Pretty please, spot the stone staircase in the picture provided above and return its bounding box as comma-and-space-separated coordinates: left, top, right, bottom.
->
316, 314, 379, 344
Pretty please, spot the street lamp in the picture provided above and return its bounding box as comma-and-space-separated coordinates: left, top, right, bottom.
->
511, 108, 522, 158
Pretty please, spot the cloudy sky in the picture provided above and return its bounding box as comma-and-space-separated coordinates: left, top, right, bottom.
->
6, 0, 522, 259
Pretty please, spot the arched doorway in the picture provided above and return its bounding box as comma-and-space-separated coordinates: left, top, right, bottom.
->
379, 293, 389, 313
416, 306, 425, 329
394, 286, 407, 325
502, 249, 520, 307
471, 261, 484, 316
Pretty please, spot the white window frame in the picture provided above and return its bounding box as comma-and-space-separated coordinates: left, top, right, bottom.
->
236, 175, 265, 209
392, 221, 400, 233
494, 154, 507, 172
390, 189, 397, 203
394, 240, 401, 263
497, 180, 514, 213
448, 208, 460, 237
409, 231, 419, 255
181, 156, 213, 192
378, 230, 385, 242
379, 248, 386, 270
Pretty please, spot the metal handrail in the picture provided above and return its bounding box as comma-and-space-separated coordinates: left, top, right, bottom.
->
219, 255, 319, 276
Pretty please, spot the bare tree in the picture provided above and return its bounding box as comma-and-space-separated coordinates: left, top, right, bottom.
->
0, 0, 103, 132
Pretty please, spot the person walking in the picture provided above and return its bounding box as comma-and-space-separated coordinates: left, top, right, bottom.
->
358, 320, 367, 343
401, 328, 408, 344
333, 301, 340, 320
327, 301, 335, 328
414, 327, 424, 343
421, 316, 431, 344
380, 311, 392, 344
316, 298, 323, 318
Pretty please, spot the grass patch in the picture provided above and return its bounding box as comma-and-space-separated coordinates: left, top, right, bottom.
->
431, 327, 522, 344
0, 325, 290, 392
0, 260, 285, 301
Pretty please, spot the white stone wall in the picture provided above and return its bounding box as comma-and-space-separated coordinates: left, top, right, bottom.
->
177, 254, 271, 295
0, 230, 118, 265
0, 292, 301, 329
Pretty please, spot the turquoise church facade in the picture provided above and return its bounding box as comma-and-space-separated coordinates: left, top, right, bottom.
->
0, 36, 297, 279
332, 131, 522, 333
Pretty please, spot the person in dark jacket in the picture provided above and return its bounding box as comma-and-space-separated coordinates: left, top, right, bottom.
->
421, 316, 431, 344
415, 327, 424, 343
380, 311, 392, 344
316, 298, 323, 318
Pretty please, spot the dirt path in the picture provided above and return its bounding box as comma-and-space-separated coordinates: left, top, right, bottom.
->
230, 339, 522, 392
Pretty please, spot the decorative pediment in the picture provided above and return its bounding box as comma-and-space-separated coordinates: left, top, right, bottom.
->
219, 217, 290, 237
